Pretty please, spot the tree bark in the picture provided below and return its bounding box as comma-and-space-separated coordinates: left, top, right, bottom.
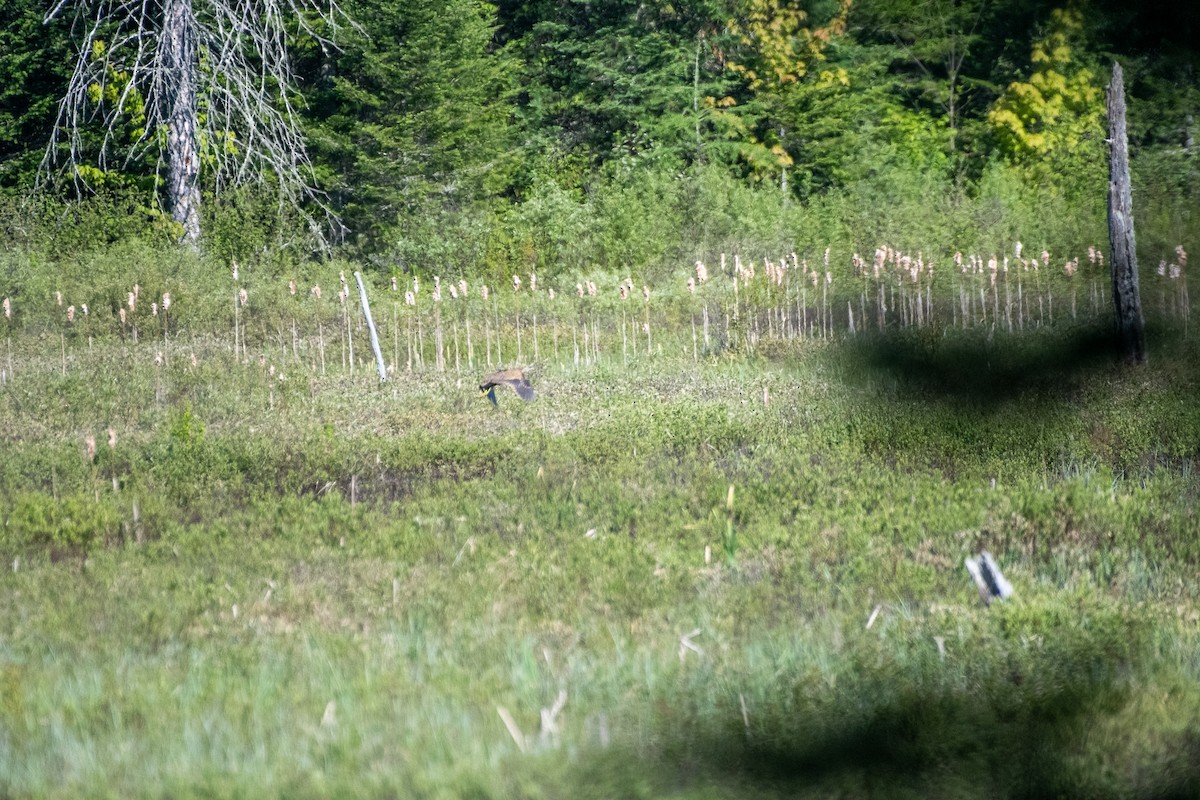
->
163, 0, 202, 243
1106, 61, 1146, 363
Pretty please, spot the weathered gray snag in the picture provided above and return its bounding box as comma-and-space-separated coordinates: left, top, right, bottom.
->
1106, 61, 1147, 364
163, 0, 201, 243
43, 0, 353, 247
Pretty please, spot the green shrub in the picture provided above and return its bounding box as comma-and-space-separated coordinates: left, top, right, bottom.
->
3, 491, 121, 552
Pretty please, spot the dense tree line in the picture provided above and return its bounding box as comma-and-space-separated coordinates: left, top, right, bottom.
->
0, 0, 1196, 265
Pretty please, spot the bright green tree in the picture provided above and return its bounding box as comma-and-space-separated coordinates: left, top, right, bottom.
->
717, 0, 852, 188
859, 0, 992, 162
987, 6, 1104, 186
776, 41, 950, 195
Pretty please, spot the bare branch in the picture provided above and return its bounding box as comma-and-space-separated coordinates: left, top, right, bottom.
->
40, 0, 357, 245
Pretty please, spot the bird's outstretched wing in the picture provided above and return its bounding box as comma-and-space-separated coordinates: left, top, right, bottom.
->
506, 374, 536, 401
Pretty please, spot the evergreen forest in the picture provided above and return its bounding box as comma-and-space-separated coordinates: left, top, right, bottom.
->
1, 0, 1197, 266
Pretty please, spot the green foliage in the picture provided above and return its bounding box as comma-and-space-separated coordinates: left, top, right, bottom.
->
725, 0, 849, 90
3, 491, 122, 552
0, 0, 73, 191
1, 0, 1197, 255
504, 0, 734, 167
591, 161, 689, 279
718, 0, 852, 182
986, 6, 1105, 193
82, 39, 149, 145
855, 0, 1003, 174
302, 0, 519, 250
198, 188, 313, 264
0, 191, 171, 256
500, 177, 592, 275
168, 402, 205, 445
777, 43, 953, 194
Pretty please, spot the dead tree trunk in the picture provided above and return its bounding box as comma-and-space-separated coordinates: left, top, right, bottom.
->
44, 0, 354, 250
163, 0, 202, 243
1106, 61, 1146, 363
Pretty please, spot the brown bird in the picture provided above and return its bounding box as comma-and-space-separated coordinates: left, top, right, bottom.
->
479, 367, 536, 406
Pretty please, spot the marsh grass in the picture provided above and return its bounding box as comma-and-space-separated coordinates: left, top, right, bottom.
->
0, 250, 1198, 797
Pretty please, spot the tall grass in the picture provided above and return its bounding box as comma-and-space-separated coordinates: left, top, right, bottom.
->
0, 263, 1199, 796
0, 172, 1198, 795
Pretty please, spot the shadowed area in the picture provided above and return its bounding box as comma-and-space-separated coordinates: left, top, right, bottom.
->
839, 320, 1191, 406
719, 690, 1200, 799
575, 624, 1200, 800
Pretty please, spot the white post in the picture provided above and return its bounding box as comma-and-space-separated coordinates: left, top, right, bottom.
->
353, 272, 388, 382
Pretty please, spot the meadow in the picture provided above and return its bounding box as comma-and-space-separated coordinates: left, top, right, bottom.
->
1, 239, 1199, 798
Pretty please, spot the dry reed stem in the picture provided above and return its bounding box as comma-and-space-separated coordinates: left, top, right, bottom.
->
348, 307, 355, 376
497, 706, 526, 753
494, 299, 503, 365
317, 322, 326, 375
417, 315, 424, 368
622, 308, 628, 365
453, 321, 460, 372
466, 318, 474, 369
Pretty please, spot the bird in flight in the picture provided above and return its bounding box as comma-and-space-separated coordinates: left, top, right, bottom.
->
479, 367, 536, 406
